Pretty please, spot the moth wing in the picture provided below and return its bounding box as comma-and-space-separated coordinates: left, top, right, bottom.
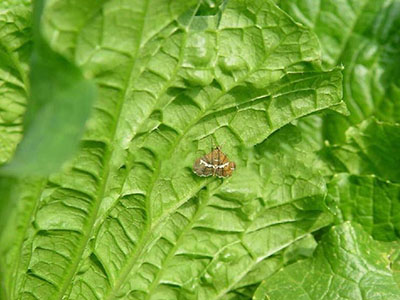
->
216, 160, 235, 178
204, 150, 217, 165
218, 150, 229, 164
215, 167, 225, 178
193, 157, 213, 177
194, 147, 235, 178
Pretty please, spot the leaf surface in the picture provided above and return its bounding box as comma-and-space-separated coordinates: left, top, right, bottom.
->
277, 0, 400, 124
227, 234, 317, 299
254, 222, 400, 300
324, 118, 400, 182
0, 1, 344, 299
0, 3, 31, 165
1, 0, 97, 176
327, 173, 400, 241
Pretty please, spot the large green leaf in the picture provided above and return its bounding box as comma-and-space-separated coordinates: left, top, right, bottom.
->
0, 0, 32, 256
392, 245, 400, 288
0, 0, 344, 299
0, 1, 30, 9
0, 4, 31, 165
323, 118, 400, 182
227, 234, 318, 299
254, 222, 400, 300
0, 0, 97, 176
277, 0, 400, 124
327, 173, 400, 241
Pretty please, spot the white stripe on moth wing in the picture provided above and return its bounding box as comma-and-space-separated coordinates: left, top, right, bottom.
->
200, 159, 213, 168
200, 159, 229, 169
193, 169, 211, 177
215, 162, 229, 169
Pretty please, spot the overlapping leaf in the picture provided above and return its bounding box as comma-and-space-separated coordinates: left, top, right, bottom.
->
327, 173, 400, 241
226, 234, 318, 299
254, 222, 400, 300
323, 118, 400, 182
0, 1, 344, 299
277, 0, 400, 124
0, 0, 33, 268
0, 3, 31, 165
1, 0, 97, 176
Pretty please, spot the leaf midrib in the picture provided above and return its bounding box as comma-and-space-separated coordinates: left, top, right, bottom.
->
54, 1, 151, 299
10, 179, 47, 300
21, 3, 339, 298
102, 25, 328, 298
58, 1, 204, 298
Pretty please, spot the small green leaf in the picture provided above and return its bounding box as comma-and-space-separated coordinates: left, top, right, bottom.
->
254, 222, 400, 300
0, 0, 97, 176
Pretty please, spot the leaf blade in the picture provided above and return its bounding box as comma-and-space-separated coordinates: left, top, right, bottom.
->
254, 222, 400, 300
0, 0, 97, 176
0, 1, 345, 299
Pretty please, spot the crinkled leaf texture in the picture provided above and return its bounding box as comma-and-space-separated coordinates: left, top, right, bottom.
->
323, 118, 400, 183
327, 173, 400, 242
0, 0, 97, 177
273, 0, 400, 152
277, 0, 400, 124
253, 222, 400, 300
0, 1, 344, 299
0, 0, 33, 248
0, 3, 31, 165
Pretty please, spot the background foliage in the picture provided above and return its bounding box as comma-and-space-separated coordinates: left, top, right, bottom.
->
0, 0, 399, 299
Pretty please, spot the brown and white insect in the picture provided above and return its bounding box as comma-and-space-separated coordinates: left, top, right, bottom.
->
193, 146, 236, 178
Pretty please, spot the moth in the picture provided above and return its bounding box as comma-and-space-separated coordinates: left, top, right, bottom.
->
193, 146, 236, 178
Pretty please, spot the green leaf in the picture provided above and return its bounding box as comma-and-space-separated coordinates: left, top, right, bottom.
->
0, 0, 343, 299
327, 173, 400, 241
323, 118, 400, 182
391, 244, 400, 288
0, 0, 97, 176
0, 0, 32, 256
254, 222, 400, 300
0, 176, 45, 298
277, 0, 400, 124
0, 0, 31, 10
227, 234, 317, 299
0, 4, 31, 165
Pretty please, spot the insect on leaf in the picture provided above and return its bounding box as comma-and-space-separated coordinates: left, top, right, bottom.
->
193, 146, 236, 178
